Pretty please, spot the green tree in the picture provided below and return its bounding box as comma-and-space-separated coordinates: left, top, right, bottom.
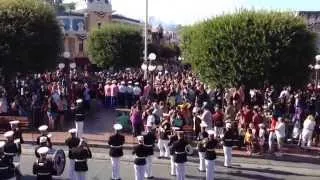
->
181, 10, 317, 88
88, 23, 143, 69
0, 0, 63, 77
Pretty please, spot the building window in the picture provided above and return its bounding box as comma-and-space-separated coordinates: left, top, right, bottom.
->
97, 22, 101, 28
79, 41, 84, 52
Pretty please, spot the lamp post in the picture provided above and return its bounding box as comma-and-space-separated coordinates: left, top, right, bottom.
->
141, 53, 156, 81
315, 55, 320, 88
144, 0, 149, 62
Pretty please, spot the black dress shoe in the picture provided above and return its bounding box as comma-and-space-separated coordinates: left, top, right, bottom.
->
147, 176, 154, 179
170, 174, 176, 176
197, 168, 206, 172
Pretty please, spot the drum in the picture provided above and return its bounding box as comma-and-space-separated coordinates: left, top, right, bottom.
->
185, 144, 194, 155
47, 149, 66, 176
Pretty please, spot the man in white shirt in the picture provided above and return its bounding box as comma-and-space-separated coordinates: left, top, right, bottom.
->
199, 103, 212, 129
275, 117, 286, 156
301, 115, 316, 148
133, 82, 141, 103
126, 81, 133, 108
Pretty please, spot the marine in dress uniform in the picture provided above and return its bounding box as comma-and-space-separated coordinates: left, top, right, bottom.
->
9, 120, 23, 178
158, 118, 171, 159
204, 130, 218, 180
222, 123, 234, 167
10, 121, 24, 144
168, 127, 179, 176
118, 81, 127, 108
143, 125, 156, 179
32, 147, 56, 180
108, 124, 125, 180
65, 128, 80, 180
197, 122, 208, 172
3, 130, 21, 180
70, 139, 92, 180
132, 136, 148, 180
74, 99, 85, 138
0, 141, 15, 180
35, 137, 50, 158
172, 131, 189, 180
36, 125, 52, 148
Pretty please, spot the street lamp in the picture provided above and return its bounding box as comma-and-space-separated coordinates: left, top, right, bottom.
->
58, 63, 65, 70
148, 53, 156, 61
63, 51, 71, 59
69, 62, 76, 69
157, 65, 163, 71
314, 55, 320, 88
141, 53, 157, 80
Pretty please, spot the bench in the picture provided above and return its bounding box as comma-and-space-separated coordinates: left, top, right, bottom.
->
0, 116, 31, 132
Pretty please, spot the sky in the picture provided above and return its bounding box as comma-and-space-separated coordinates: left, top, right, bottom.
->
64, 0, 320, 25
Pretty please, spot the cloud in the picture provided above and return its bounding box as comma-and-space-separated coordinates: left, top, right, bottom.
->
64, 0, 249, 25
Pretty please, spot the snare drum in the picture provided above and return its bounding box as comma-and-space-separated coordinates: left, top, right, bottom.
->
47, 148, 66, 176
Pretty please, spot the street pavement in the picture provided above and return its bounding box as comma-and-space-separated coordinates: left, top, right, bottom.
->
17, 145, 320, 180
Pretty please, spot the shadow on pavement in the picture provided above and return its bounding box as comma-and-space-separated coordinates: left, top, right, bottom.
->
22, 175, 68, 180
216, 170, 285, 180
231, 165, 318, 178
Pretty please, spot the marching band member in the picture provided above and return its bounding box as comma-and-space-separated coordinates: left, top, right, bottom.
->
74, 99, 85, 138
158, 116, 171, 159
3, 130, 21, 179
36, 125, 52, 148
172, 131, 189, 180
71, 139, 92, 180
9, 121, 24, 144
35, 137, 50, 158
108, 124, 125, 180
222, 123, 234, 168
132, 136, 148, 180
168, 127, 179, 176
65, 128, 80, 180
143, 124, 156, 179
32, 147, 56, 180
204, 130, 218, 180
197, 122, 208, 172
0, 141, 15, 180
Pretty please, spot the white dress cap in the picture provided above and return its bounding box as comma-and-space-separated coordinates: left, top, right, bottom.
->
76, 99, 83, 104
38, 125, 48, 131
113, 124, 123, 130
0, 141, 5, 148
112, 80, 117, 84
37, 147, 49, 155
134, 82, 139, 85
9, 120, 20, 125
207, 130, 215, 135
39, 136, 47, 143
68, 128, 77, 133
137, 136, 144, 141
4, 131, 14, 138
121, 81, 125, 85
